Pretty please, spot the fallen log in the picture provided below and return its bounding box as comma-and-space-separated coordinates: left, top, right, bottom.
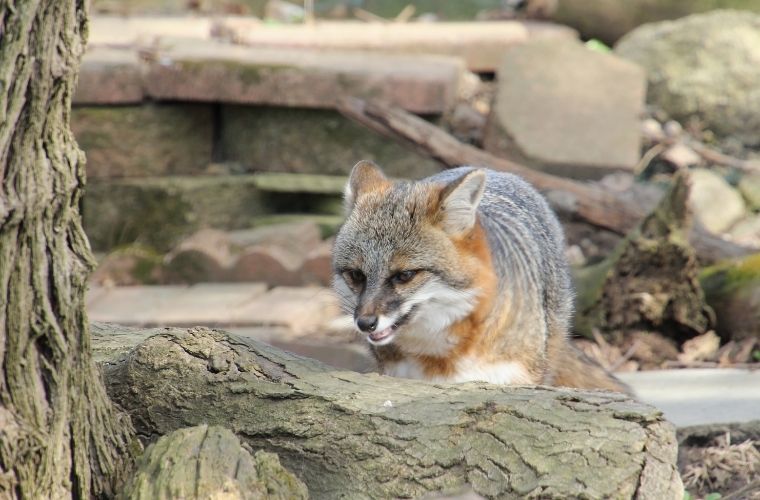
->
337, 97, 756, 263
95, 324, 683, 499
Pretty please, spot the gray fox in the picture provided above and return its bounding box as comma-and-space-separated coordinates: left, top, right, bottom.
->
332, 161, 629, 392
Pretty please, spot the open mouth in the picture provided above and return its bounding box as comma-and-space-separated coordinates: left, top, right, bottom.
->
367, 307, 416, 344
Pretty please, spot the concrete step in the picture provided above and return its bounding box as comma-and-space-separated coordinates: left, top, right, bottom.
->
86, 16, 577, 73
618, 369, 760, 428
87, 284, 341, 334
77, 32, 465, 113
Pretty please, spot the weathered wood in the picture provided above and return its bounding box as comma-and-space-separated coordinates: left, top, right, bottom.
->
97, 325, 684, 500
700, 253, 760, 342
0, 1, 139, 497
119, 425, 308, 500
337, 97, 756, 263
574, 172, 714, 340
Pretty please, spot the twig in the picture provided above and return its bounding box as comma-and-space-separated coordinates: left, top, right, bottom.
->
353, 7, 389, 22
721, 479, 760, 500
303, 0, 315, 24
394, 5, 416, 22
609, 340, 640, 373
688, 140, 760, 174
633, 143, 666, 175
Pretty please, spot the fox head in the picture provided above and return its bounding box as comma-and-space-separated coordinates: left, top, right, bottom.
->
332, 161, 495, 352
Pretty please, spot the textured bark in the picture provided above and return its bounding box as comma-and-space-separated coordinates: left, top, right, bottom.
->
119, 425, 308, 500
337, 97, 755, 264
574, 173, 714, 341
0, 2, 139, 498
96, 325, 684, 500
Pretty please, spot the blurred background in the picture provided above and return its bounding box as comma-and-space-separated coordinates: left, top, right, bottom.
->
78, 2, 760, 497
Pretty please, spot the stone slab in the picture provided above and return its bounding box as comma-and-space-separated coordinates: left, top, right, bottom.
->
83, 175, 266, 252
87, 16, 576, 73
144, 38, 463, 114
152, 283, 268, 325
75, 47, 144, 104
252, 173, 347, 194
72, 104, 213, 179
618, 368, 760, 427
86, 285, 189, 325
227, 20, 577, 73
484, 38, 646, 179
220, 106, 442, 178
88, 15, 215, 45
230, 286, 340, 333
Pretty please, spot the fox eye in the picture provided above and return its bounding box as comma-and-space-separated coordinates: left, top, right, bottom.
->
343, 269, 365, 287
390, 270, 417, 285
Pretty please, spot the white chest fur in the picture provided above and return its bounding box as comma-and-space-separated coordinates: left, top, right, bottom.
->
382, 357, 532, 385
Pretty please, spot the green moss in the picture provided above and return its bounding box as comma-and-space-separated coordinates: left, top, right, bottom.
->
178, 59, 300, 87
700, 253, 760, 295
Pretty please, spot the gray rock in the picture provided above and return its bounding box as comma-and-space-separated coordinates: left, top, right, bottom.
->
689, 168, 746, 234
728, 215, 760, 247
738, 173, 760, 210
615, 10, 760, 147
484, 38, 646, 179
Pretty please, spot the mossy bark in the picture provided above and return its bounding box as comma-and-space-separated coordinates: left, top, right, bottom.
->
119, 425, 308, 500
700, 253, 760, 342
97, 325, 684, 499
574, 173, 714, 340
0, 2, 139, 497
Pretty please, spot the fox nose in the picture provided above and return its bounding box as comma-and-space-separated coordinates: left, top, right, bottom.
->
356, 315, 378, 332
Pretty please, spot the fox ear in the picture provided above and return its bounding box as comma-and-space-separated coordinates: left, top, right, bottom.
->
344, 160, 388, 213
438, 169, 486, 234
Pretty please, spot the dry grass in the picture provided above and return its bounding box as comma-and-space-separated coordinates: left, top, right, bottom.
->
681, 432, 760, 499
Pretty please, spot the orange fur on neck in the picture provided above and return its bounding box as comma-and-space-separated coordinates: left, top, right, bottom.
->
418, 219, 500, 378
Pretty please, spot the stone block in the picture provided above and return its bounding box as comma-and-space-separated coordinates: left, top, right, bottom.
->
251, 214, 344, 239
164, 229, 238, 284
689, 169, 746, 234
230, 246, 304, 286
72, 104, 213, 178
83, 175, 266, 252
252, 173, 346, 195
144, 39, 463, 114
219, 106, 442, 178
301, 240, 334, 287
75, 47, 144, 104
227, 221, 322, 250
483, 38, 646, 179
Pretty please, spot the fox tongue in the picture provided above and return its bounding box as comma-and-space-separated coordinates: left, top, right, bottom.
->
369, 327, 393, 342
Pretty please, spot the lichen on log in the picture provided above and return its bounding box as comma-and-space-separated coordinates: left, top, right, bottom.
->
96, 325, 683, 499
575, 172, 714, 341
700, 253, 760, 342
119, 424, 308, 500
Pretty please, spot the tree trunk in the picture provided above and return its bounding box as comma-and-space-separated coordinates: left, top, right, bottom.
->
97, 325, 684, 499
0, 2, 139, 497
337, 97, 756, 264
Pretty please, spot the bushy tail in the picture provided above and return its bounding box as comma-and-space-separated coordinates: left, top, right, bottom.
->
546, 338, 634, 395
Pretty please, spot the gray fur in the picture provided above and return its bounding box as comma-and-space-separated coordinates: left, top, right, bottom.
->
333, 166, 574, 376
